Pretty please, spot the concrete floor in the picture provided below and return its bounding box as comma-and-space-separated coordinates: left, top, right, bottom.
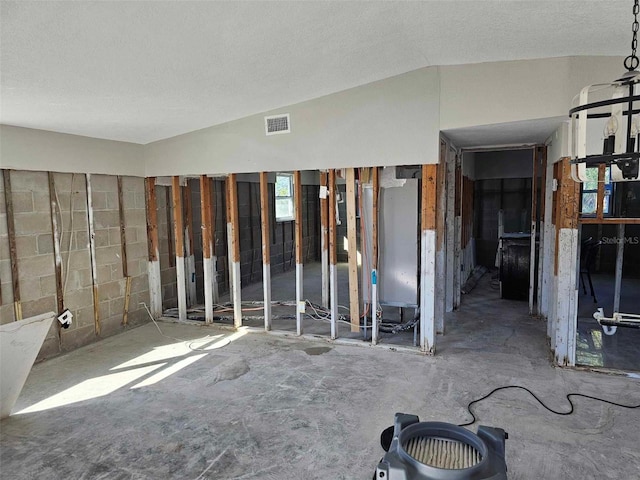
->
2, 276, 640, 479
577, 274, 640, 372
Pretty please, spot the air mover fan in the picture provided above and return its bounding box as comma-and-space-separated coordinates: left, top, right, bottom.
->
375, 413, 508, 480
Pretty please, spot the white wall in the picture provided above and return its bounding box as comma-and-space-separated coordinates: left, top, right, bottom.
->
144, 68, 441, 176
0, 125, 145, 176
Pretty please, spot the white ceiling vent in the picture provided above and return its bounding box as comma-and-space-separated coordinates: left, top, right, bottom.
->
265, 114, 290, 136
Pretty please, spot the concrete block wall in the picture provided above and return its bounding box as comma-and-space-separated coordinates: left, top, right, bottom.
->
0, 169, 150, 361
156, 185, 178, 309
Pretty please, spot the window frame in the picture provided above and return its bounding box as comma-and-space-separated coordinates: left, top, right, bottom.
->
580, 165, 614, 217
274, 173, 295, 222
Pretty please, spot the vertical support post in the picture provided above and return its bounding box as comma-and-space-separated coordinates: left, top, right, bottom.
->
117, 176, 132, 326
435, 148, 447, 334
345, 168, 360, 333
209, 178, 219, 304
144, 177, 162, 318
320, 171, 329, 309
445, 148, 455, 312
226, 176, 234, 304
48, 173, 64, 316
328, 169, 338, 339
183, 181, 197, 306
537, 147, 548, 316
614, 223, 625, 313
200, 175, 214, 324
85, 174, 100, 336
259, 172, 272, 331
454, 157, 462, 309
294, 171, 304, 335
165, 187, 175, 267
371, 166, 379, 345
420, 164, 437, 354
3, 170, 21, 321
171, 176, 187, 322
596, 164, 606, 221
227, 174, 242, 328
529, 148, 538, 315
554, 158, 580, 367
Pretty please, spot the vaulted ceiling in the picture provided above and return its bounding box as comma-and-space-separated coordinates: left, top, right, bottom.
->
0, 1, 633, 144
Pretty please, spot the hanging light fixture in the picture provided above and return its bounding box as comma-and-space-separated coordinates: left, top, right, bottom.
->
570, 0, 640, 181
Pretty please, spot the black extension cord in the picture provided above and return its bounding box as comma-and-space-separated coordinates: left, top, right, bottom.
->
458, 385, 640, 427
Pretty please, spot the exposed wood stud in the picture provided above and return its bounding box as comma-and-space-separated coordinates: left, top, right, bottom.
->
596, 163, 606, 221
209, 178, 219, 303
537, 146, 548, 314
328, 169, 338, 339
3, 170, 21, 320
529, 148, 538, 315
420, 164, 437, 354
200, 175, 214, 324
165, 185, 175, 267
171, 176, 187, 322
48, 172, 64, 317
294, 170, 304, 335
259, 172, 272, 331
579, 217, 640, 225
320, 171, 329, 309
117, 176, 129, 278
85, 174, 100, 336
122, 276, 132, 326
227, 174, 242, 328
183, 181, 197, 306
345, 168, 360, 333
371, 166, 379, 345
144, 177, 162, 318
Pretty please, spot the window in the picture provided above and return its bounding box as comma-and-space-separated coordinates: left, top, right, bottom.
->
275, 173, 294, 221
581, 166, 613, 215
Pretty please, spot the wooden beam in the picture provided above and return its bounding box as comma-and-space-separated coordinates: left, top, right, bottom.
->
48, 173, 64, 317
3, 170, 21, 320
579, 217, 640, 225
144, 177, 162, 318
320, 171, 329, 309
536, 146, 548, 314
328, 169, 338, 339
171, 176, 187, 321
117, 176, 129, 278
435, 145, 447, 335
183, 182, 197, 306
529, 148, 538, 315
209, 178, 219, 303
259, 172, 272, 331
345, 168, 359, 333
227, 174, 242, 328
200, 175, 214, 323
293, 170, 304, 335
122, 276, 132, 327
165, 186, 175, 267
371, 166, 380, 345
85, 174, 100, 336
420, 164, 437, 354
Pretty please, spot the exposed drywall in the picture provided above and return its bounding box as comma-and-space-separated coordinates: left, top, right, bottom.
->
0, 125, 145, 176
546, 122, 570, 163
144, 68, 441, 176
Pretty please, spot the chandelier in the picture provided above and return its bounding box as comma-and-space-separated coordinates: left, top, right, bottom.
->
570, 0, 640, 181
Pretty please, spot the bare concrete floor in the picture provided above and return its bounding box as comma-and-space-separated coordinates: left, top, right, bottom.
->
2, 280, 640, 479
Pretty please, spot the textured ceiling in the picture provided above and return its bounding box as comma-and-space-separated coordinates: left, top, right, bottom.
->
0, 1, 633, 144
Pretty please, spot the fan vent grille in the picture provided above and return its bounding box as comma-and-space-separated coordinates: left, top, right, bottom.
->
265, 114, 290, 135
402, 436, 482, 470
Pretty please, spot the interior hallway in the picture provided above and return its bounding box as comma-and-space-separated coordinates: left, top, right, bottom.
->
2, 276, 639, 479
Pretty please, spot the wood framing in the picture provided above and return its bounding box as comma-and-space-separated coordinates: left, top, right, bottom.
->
537, 146, 548, 314
3, 170, 21, 321
328, 169, 338, 339
320, 171, 329, 309
445, 148, 456, 312
420, 164, 437, 354
435, 143, 447, 334
596, 164, 606, 221
122, 276, 132, 326
529, 148, 538, 315
371, 166, 379, 345
85, 174, 100, 336
165, 186, 175, 267
171, 176, 187, 322
117, 176, 129, 278
144, 177, 162, 318
209, 178, 219, 303
48, 173, 64, 319
200, 175, 214, 323
259, 172, 272, 331
294, 170, 304, 335
345, 168, 360, 333
227, 174, 242, 328
183, 181, 197, 306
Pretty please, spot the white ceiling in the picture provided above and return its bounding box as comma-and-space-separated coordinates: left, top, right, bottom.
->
0, 1, 633, 144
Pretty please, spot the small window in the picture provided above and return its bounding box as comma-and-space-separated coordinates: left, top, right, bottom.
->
581, 166, 613, 215
275, 173, 294, 221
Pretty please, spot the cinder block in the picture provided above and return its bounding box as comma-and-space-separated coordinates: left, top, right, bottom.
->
123, 226, 138, 244
21, 295, 56, 318
37, 336, 61, 362
108, 227, 122, 246
106, 191, 119, 210
90, 174, 116, 192
16, 235, 38, 257
100, 279, 125, 300
65, 287, 94, 311
14, 212, 52, 235
100, 317, 124, 338
124, 209, 146, 229
109, 297, 124, 318
65, 268, 92, 291
11, 192, 34, 213
17, 254, 55, 281
37, 233, 54, 255
90, 191, 108, 210
61, 325, 96, 352
73, 305, 97, 328
0, 304, 15, 324
39, 274, 57, 298
74, 230, 90, 251
10, 171, 48, 193
95, 245, 121, 269
99, 300, 110, 320
93, 210, 119, 229
67, 249, 91, 271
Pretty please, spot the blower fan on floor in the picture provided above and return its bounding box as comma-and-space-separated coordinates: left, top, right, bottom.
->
375, 413, 508, 480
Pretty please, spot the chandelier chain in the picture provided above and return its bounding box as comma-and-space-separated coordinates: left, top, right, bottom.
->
626, 0, 640, 70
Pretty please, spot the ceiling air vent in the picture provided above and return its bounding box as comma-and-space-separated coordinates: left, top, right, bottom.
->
265, 114, 290, 136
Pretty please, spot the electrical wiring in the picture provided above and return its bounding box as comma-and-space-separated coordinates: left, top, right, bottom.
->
458, 385, 640, 427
